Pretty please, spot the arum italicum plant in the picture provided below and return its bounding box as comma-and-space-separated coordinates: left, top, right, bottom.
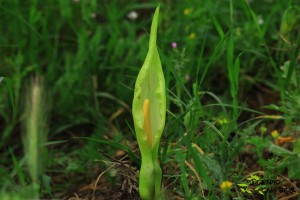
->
132, 5, 166, 200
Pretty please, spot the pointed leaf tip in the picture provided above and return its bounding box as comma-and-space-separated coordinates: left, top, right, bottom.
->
149, 5, 160, 48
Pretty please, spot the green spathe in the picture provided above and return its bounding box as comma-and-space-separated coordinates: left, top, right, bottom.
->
132, 5, 166, 200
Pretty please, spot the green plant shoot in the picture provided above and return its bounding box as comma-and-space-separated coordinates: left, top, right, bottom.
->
132, 5, 166, 200
0, 77, 15, 114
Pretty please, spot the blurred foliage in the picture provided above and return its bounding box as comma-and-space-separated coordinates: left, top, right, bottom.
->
0, 0, 299, 199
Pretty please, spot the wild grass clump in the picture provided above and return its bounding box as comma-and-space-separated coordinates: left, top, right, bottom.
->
0, 0, 299, 199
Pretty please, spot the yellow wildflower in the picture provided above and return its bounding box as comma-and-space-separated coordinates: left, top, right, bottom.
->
184, 8, 191, 15
221, 181, 233, 192
189, 32, 196, 39
218, 117, 228, 125
271, 130, 279, 139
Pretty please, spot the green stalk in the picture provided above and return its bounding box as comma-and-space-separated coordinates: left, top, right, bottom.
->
132, 5, 166, 200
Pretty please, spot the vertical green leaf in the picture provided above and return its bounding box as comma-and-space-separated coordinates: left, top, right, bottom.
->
0, 77, 15, 114
132, 5, 166, 200
132, 5, 166, 150
280, 6, 300, 37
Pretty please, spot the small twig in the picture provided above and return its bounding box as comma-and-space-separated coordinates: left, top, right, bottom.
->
117, 172, 138, 183
164, 176, 179, 190
278, 192, 299, 200
279, 174, 300, 192
185, 160, 205, 197
92, 148, 140, 200
98, 150, 130, 164
92, 154, 129, 200
99, 149, 139, 177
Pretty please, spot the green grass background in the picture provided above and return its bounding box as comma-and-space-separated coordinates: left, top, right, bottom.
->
0, 0, 299, 199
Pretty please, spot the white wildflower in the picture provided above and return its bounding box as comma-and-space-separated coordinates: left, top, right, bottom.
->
257, 15, 264, 25
127, 11, 138, 20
